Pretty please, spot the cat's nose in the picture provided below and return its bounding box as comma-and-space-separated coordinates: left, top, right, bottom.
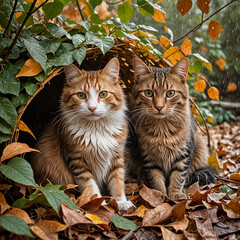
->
156, 106, 163, 112
88, 107, 97, 113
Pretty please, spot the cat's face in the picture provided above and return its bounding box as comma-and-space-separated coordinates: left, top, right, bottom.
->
62, 58, 124, 120
132, 57, 189, 119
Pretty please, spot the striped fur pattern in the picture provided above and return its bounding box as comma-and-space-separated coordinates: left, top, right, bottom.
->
127, 57, 217, 200
31, 58, 134, 211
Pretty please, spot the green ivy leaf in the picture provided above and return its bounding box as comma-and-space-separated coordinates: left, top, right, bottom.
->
35, 72, 46, 82
0, 133, 9, 144
118, 2, 133, 24
0, 10, 8, 28
110, 215, 138, 231
85, 32, 115, 54
90, 14, 104, 24
42, 0, 64, 19
72, 34, 85, 48
0, 96, 18, 127
12, 94, 29, 108
79, 21, 91, 32
54, 52, 74, 66
0, 70, 20, 96
46, 22, 68, 39
73, 47, 86, 66
0, 216, 34, 238
89, 0, 102, 9
22, 36, 47, 72
137, 0, 154, 16
29, 24, 45, 34
0, 157, 37, 187
39, 186, 78, 214
23, 82, 37, 96
40, 39, 61, 54
0, 120, 11, 135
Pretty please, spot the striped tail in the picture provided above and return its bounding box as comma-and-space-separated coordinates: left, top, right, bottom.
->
186, 166, 218, 187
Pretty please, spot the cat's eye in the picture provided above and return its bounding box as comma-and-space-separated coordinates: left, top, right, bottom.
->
144, 90, 153, 97
99, 91, 108, 98
166, 90, 175, 98
77, 92, 86, 99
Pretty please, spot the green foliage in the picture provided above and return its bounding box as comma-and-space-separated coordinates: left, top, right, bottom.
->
110, 215, 138, 231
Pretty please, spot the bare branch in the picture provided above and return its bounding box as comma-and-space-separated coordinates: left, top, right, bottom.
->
173, 0, 237, 44
76, 0, 85, 21
30, 0, 49, 15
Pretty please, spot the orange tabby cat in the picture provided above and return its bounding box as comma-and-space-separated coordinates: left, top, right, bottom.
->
127, 57, 217, 200
31, 58, 134, 211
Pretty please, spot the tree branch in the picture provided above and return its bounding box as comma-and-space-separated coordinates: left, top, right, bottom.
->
76, 0, 85, 21
173, 0, 237, 44
2, 0, 37, 66
3, 0, 19, 37
30, 0, 49, 15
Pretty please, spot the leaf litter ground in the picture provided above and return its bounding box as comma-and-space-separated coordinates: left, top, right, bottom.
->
0, 120, 240, 239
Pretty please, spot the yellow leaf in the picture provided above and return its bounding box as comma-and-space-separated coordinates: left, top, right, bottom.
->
83, 4, 91, 18
192, 106, 198, 115
152, 9, 166, 23
16, 59, 43, 77
18, 120, 36, 140
102, 24, 110, 35
180, 37, 192, 56
177, 0, 192, 16
164, 46, 183, 65
226, 82, 237, 93
193, 80, 206, 93
0, 25, 2, 31
160, 35, 172, 50
197, 0, 210, 14
85, 214, 106, 225
208, 152, 222, 171
207, 116, 214, 124
215, 57, 227, 71
138, 30, 156, 39
1, 142, 39, 162
207, 86, 219, 102
208, 20, 224, 42
14, 12, 22, 19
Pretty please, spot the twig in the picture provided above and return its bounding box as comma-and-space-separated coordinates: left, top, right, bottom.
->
215, 175, 240, 185
3, 0, 18, 37
2, 0, 37, 66
30, 0, 49, 15
76, 0, 85, 21
190, 98, 211, 148
173, 0, 237, 44
206, 100, 240, 109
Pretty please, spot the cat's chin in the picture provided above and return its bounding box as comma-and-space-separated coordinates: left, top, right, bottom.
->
152, 113, 167, 119
84, 114, 104, 120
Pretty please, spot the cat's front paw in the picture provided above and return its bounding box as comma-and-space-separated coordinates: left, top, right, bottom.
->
117, 200, 135, 211
169, 191, 186, 201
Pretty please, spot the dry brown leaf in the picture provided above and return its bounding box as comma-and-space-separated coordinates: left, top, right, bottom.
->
208, 20, 224, 42
30, 225, 54, 240
61, 3, 82, 22
180, 37, 192, 56
214, 220, 240, 237
4, 208, 34, 224
222, 199, 240, 218
177, 0, 192, 16
1, 142, 39, 162
0, 192, 11, 214
61, 203, 92, 226
166, 216, 189, 232
189, 189, 211, 207
124, 205, 146, 219
160, 226, 185, 240
142, 203, 172, 226
35, 207, 47, 219
171, 200, 187, 220
76, 185, 93, 207
18, 120, 36, 140
16, 59, 43, 77
36, 220, 68, 233
197, 0, 210, 14
95, 1, 112, 19
85, 213, 110, 231
81, 196, 107, 212
139, 185, 166, 208
91, 206, 113, 224
135, 228, 158, 240
186, 181, 200, 197
229, 173, 240, 181
0, 184, 12, 191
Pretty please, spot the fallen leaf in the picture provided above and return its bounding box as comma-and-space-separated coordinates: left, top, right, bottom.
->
110, 215, 138, 231
30, 225, 53, 240
180, 38, 192, 56
0, 184, 12, 191
1, 142, 39, 162
208, 20, 224, 42
16, 59, 43, 77
85, 213, 110, 231
189, 189, 211, 207
4, 208, 34, 224
171, 200, 187, 220
214, 220, 240, 237
0, 192, 11, 214
197, 0, 210, 14
194, 79, 206, 93
166, 216, 189, 232
208, 152, 222, 171
142, 203, 172, 226
18, 120, 36, 140
90, 206, 113, 224
177, 0, 192, 16
135, 228, 158, 240
81, 197, 107, 212
215, 57, 227, 71
160, 226, 185, 240
124, 205, 146, 219
229, 173, 240, 181
139, 185, 166, 208
76, 185, 93, 207
222, 198, 240, 218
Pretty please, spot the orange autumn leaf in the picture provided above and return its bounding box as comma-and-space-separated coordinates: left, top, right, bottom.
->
14, 12, 22, 19
160, 35, 172, 50
177, 0, 192, 16
83, 3, 91, 18
16, 59, 43, 78
226, 82, 237, 93
194, 80, 206, 93
215, 57, 227, 71
0, 25, 3, 31
207, 86, 219, 102
197, 0, 210, 14
164, 46, 183, 65
208, 20, 224, 42
18, 120, 36, 140
180, 37, 192, 56
153, 9, 166, 23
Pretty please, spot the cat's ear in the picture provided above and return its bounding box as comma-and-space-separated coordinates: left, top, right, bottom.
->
132, 57, 151, 81
169, 57, 189, 82
64, 64, 83, 85
102, 57, 120, 82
